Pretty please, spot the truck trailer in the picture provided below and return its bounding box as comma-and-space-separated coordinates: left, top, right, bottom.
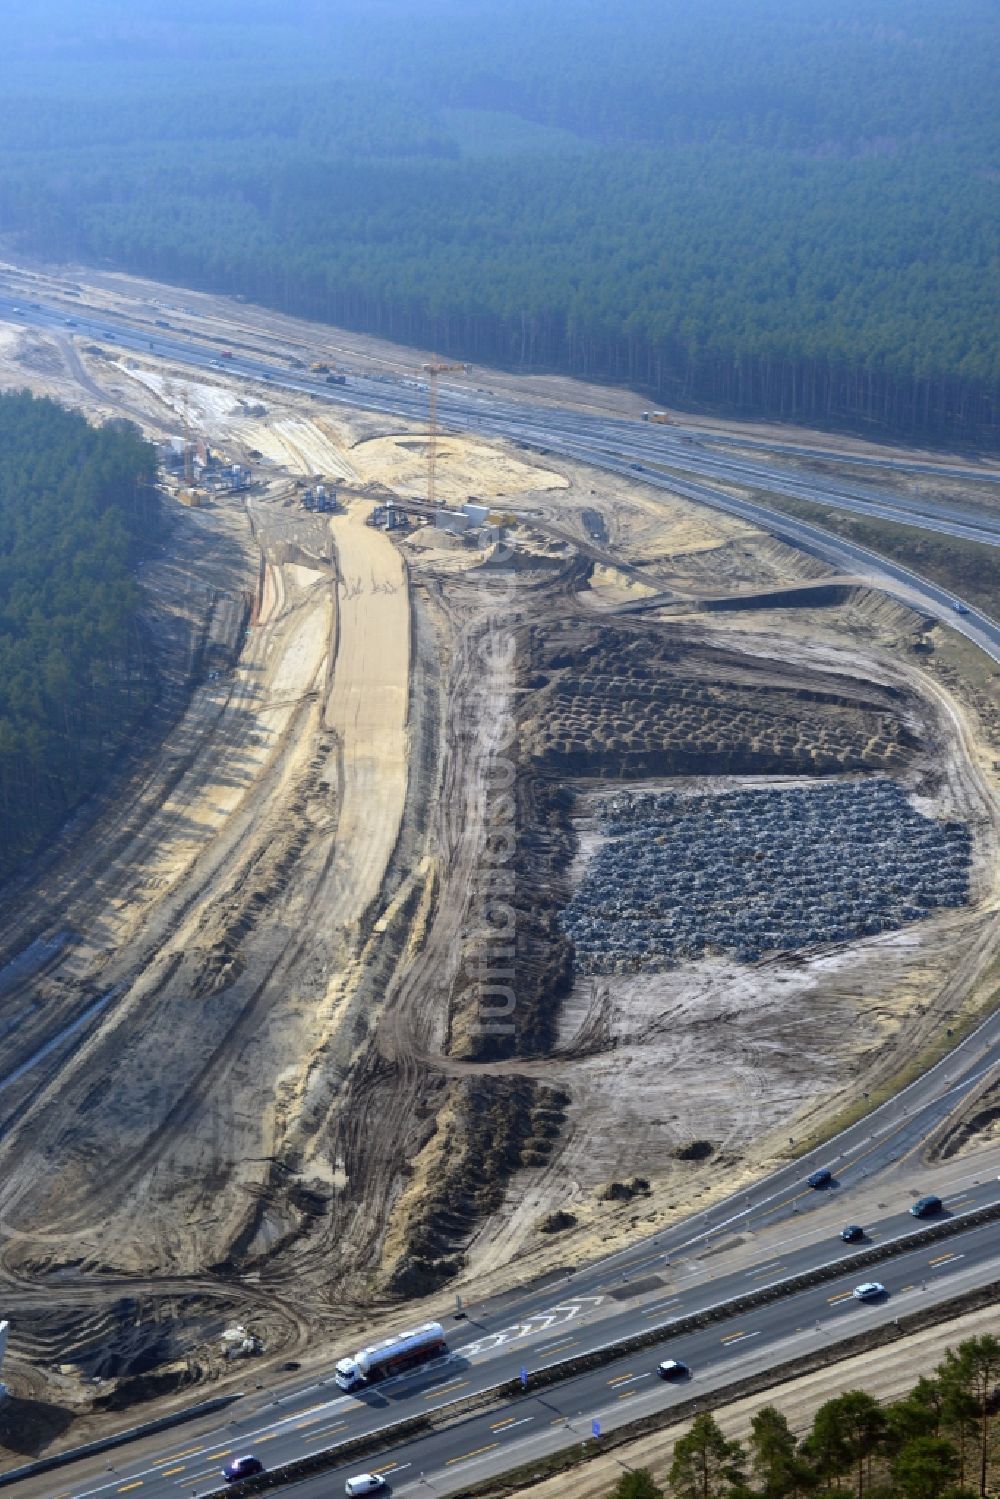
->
334, 1321, 448, 1391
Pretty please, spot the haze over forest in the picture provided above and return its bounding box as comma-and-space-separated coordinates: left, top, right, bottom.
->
0, 0, 997, 439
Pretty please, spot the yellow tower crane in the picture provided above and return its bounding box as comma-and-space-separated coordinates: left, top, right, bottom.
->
422, 360, 467, 508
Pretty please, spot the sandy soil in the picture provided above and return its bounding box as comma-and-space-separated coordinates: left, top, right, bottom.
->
0, 254, 996, 1428
350, 433, 568, 505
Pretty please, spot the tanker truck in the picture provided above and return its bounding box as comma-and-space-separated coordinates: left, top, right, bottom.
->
334, 1321, 448, 1391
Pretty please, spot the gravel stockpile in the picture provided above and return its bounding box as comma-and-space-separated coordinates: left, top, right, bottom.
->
560, 779, 971, 974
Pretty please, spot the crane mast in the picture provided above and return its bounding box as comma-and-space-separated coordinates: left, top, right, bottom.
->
421, 359, 467, 507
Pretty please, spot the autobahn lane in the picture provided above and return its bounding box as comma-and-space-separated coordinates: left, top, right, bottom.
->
2, 289, 1000, 1493
57, 1226, 1000, 1499
503, 427, 1000, 657
2, 296, 999, 553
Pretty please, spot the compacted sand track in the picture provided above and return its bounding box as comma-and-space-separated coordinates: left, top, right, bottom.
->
0, 267, 996, 1433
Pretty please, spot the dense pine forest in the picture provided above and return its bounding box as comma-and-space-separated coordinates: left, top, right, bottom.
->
0, 392, 159, 879
0, 0, 997, 442
601, 1332, 999, 1497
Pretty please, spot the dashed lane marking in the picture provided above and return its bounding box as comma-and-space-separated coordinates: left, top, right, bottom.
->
721, 1330, 761, 1345
446, 1442, 499, 1467
425, 1378, 467, 1400
608, 1371, 635, 1386
160, 1467, 185, 1477
644, 1299, 681, 1317
305, 1420, 348, 1441
157, 1447, 203, 1465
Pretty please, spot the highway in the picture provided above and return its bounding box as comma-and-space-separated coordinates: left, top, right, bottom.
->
1, 288, 999, 1495
2, 289, 997, 667
36, 1207, 1000, 1498
20, 984, 1000, 1498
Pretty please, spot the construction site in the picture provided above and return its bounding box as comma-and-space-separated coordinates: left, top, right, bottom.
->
0, 258, 997, 1464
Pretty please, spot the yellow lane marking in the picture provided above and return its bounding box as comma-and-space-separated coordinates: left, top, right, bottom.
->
608, 1371, 635, 1385
158, 1447, 202, 1465
492, 1417, 516, 1431
948, 1197, 973, 1209
207, 1450, 231, 1460
255, 1433, 277, 1443
160, 1467, 185, 1477
447, 1441, 499, 1466
618, 1390, 638, 1400
305, 1420, 347, 1440
117, 1485, 144, 1493
750, 1265, 785, 1279
425, 1378, 467, 1400
929, 1253, 956, 1266
721, 1330, 748, 1343
827, 1292, 853, 1304
901, 1284, 915, 1292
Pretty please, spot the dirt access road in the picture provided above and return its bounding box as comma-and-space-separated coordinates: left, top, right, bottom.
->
0, 257, 995, 1440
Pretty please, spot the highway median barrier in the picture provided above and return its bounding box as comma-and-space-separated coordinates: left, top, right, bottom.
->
0, 1393, 244, 1490
460, 1276, 1000, 1498
200, 1201, 1000, 1496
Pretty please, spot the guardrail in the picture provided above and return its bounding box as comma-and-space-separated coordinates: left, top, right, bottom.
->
204, 1200, 1000, 1495
0, 1394, 243, 1490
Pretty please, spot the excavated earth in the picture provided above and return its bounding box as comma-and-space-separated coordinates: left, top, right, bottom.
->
0, 260, 996, 1445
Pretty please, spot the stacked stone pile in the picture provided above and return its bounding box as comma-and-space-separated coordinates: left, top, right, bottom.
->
560, 779, 971, 973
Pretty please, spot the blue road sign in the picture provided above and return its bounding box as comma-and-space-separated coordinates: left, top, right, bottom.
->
519, 1366, 528, 1390
592, 1418, 601, 1438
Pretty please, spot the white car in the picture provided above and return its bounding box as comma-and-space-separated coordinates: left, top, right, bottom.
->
345, 1477, 386, 1496
853, 1281, 886, 1301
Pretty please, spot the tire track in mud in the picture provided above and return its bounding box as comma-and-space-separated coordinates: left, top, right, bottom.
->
319, 580, 538, 1291
0, 553, 337, 1257
0, 672, 334, 1245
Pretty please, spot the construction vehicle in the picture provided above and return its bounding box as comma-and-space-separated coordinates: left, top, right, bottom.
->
640, 410, 671, 424
422, 360, 468, 507
310, 362, 330, 373
334, 1322, 447, 1392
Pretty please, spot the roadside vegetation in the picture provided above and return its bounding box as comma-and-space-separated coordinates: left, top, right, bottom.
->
603, 1334, 1000, 1498
0, 391, 159, 879
0, 0, 997, 442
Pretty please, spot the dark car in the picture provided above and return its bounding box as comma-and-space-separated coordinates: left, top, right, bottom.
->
223, 1455, 264, 1483
808, 1168, 833, 1189
657, 1358, 690, 1380
910, 1194, 943, 1218
841, 1224, 864, 1243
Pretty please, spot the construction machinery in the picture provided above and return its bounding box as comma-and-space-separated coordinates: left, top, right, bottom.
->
422, 360, 467, 506
640, 410, 671, 424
